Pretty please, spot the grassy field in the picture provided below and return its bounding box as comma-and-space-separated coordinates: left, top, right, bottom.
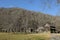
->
0, 32, 50, 40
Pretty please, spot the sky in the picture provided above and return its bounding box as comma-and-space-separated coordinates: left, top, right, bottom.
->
0, 0, 60, 16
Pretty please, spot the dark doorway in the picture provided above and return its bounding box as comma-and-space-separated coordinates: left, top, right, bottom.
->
50, 26, 56, 33
31, 29, 34, 32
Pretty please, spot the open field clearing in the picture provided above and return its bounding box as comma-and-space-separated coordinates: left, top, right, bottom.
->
0, 32, 50, 40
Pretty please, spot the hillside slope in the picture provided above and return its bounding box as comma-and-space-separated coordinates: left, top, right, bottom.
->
0, 8, 59, 32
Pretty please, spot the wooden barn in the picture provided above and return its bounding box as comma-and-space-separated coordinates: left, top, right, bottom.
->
45, 23, 56, 33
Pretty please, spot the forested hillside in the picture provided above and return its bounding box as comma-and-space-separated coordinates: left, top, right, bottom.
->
0, 8, 60, 32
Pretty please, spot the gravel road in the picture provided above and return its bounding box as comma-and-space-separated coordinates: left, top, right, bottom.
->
50, 34, 60, 40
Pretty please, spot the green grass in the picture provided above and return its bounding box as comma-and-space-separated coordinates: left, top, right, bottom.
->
0, 32, 50, 40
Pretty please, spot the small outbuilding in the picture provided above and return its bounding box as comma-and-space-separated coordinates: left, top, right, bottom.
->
50, 25, 56, 33
45, 23, 56, 33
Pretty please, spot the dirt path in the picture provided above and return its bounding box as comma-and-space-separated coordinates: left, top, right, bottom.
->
50, 34, 60, 40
